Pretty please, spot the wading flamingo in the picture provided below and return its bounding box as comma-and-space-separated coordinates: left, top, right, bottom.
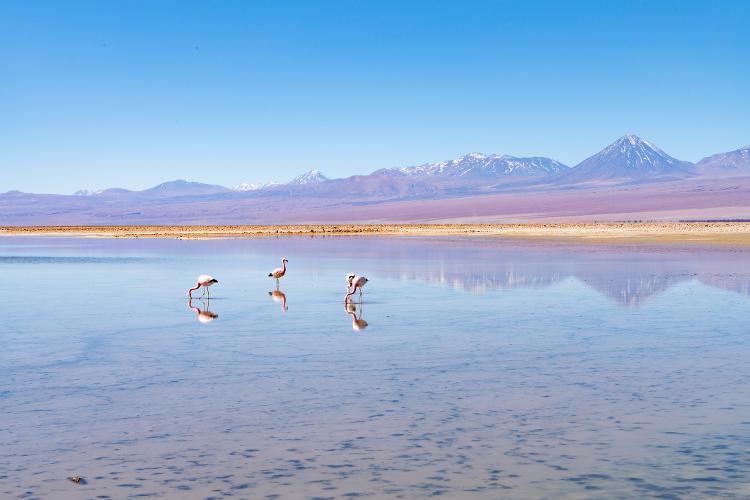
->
345, 274, 368, 302
187, 275, 219, 298
268, 258, 288, 283
188, 298, 219, 323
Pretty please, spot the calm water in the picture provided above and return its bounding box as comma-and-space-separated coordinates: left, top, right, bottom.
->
2, 236, 750, 499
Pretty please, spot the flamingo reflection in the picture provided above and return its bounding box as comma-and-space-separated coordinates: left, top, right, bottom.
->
188, 298, 219, 323
268, 286, 288, 312
344, 301, 368, 331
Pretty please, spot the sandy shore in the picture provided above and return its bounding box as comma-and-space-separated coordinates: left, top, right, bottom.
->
2, 223, 750, 245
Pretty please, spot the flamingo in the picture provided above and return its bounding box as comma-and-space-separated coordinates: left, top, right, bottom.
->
187, 275, 219, 298
188, 298, 219, 323
268, 289, 288, 312
268, 258, 288, 283
345, 274, 368, 302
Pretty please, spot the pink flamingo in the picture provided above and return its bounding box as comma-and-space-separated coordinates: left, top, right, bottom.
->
345, 273, 369, 302
187, 274, 219, 298
268, 257, 288, 283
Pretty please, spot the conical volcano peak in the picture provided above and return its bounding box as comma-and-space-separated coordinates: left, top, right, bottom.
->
622, 134, 644, 144
606, 134, 660, 153
562, 135, 694, 181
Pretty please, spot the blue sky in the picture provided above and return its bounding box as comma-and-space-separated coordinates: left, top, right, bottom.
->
1, 0, 748, 193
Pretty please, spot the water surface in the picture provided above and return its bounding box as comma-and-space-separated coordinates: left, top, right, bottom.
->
2, 236, 750, 499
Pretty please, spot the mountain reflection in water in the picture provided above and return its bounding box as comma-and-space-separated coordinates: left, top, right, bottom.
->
362, 239, 750, 306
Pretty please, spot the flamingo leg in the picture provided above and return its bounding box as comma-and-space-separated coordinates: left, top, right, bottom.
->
200, 286, 206, 298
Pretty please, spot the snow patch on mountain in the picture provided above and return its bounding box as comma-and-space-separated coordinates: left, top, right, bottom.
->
391, 152, 568, 177
233, 181, 282, 191
289, 170, 329, 185
234, 183, 262, 191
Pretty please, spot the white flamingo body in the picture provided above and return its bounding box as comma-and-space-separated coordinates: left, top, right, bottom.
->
350, 275, 368, 291
269, 258, 288, 280
188, 274, 219, 298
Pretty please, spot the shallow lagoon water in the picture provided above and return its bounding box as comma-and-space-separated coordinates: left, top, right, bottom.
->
2, 236, 750, 499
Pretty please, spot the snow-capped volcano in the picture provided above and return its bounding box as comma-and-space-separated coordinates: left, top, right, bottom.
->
386, 152, 568, 177
562, 135, 694, 182
289, 170, 329, 185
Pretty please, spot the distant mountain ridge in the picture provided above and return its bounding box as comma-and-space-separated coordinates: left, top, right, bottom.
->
74, 189, 103, 196
378, 152, 569, 178
141, 179, 230, 197
696, 145, 750, 177
58, 134, 749, 200
2, 134, 750, 226
233, 181, 281, 192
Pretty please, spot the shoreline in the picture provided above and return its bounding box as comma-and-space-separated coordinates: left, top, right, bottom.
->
2, 223, 750, 246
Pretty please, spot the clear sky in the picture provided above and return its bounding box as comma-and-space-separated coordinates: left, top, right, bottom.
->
1, 0, 748, 193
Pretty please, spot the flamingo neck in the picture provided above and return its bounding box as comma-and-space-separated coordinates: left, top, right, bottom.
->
187, 283, 201, 297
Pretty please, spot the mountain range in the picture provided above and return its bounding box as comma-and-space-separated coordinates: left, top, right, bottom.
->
2, 135, 750, 225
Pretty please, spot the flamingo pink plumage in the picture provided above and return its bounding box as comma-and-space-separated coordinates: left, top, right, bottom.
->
268, 258, 288, 281
187, 274, 219, 298
345, 274, 369, 302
